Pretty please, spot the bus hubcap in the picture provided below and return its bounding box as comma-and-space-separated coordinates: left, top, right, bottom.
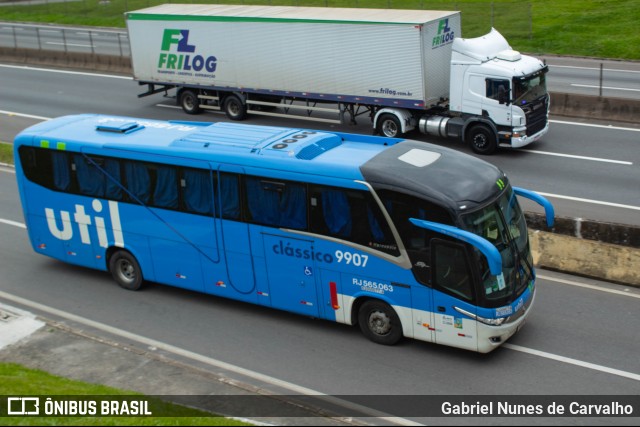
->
369, 310, 391, 335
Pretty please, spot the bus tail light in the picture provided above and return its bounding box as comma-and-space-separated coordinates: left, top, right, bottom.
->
329, 281, 340, 309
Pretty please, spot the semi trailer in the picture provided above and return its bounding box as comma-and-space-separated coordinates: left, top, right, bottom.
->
126, 4, 549, 154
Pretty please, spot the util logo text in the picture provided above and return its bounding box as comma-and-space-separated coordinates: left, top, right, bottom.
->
432, 19, 455, 48
157, 29, 217, 73
46, 199, 124, 248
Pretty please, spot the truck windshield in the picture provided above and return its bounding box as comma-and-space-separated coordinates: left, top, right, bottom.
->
513, 70, 547, 106
460, 186, 534, 308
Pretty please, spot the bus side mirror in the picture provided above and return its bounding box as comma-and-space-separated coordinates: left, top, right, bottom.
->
513, 187, 555, 227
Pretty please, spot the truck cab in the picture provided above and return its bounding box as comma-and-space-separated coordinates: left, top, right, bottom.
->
449, 28, 549, 153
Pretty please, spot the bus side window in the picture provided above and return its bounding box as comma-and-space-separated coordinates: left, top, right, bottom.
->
124, 161, 151, 204
309, 185, 398, 256
182, 168, 212, 214
431, 239, 474, 302
217, 173, 240, 220
244, 176, 307, 230
73, 155, 122, 200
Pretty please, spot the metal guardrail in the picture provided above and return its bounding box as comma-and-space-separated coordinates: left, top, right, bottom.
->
0, 23, 130, 56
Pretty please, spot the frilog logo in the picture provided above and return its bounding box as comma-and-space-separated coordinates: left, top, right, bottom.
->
157, 29, 217, 72
432, 18, 455, 48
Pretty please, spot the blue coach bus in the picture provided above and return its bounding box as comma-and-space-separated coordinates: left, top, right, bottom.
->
14, 114, 554, 353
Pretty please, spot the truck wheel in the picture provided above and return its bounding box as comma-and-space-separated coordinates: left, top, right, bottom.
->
467, 124, 497, 155
109, 250, 144, 291
358, 300, 403, 346
377, 114, 404, 138
179, 89, 202, 115
223, 95, 247, 121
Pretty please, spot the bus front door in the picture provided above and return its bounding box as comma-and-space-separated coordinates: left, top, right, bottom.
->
431, 240, 479, 351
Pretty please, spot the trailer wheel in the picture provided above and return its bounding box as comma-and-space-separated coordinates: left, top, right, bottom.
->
467, 124, 497, 155
179, 89, 202, 115
358, 300, 403, 346
223, 95, 247, 121
109, 250, 144, 291
377, 114, 404, 138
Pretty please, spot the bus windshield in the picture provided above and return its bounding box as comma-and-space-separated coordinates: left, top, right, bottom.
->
461, 186, 533, 307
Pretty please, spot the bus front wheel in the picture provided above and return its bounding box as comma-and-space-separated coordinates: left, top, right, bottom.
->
109, 250, 144, 291
358, 300, 403, 345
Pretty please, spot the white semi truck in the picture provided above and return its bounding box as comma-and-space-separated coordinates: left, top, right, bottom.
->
126, 4, 549, 154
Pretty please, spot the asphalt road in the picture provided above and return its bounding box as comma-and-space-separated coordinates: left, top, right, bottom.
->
1, 63, 639, 228
2, 22, 640, 100
0, 167, 639, 424
1, 62, 639, 425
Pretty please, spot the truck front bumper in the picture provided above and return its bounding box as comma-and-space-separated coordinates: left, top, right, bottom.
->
499, 122, 549, 149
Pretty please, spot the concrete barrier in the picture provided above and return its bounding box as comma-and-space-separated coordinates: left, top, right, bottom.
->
550, 91, 640, 124
0, 47, 131, 75
2, 48, 639, 286
526, 213, 640, 286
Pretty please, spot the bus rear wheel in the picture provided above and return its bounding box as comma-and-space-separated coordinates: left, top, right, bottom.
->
109, 250, 144, 291
358, 300, 403, 345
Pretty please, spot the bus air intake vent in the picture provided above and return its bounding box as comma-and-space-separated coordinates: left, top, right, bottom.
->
295, 137, 342, 160
96, 121, 144, 134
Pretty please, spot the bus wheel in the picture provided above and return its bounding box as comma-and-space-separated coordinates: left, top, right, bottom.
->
376, 114, 403, 138
223, 95, 247, 121
109, 250, 144, 291
179, 89, 202, 115
467, 124, 497, 155
358, 300, 403, 345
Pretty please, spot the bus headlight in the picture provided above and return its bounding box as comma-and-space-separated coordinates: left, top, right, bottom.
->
454, 306, 507, 326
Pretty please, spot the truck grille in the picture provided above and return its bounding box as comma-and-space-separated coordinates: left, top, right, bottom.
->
523, 95, 549, 136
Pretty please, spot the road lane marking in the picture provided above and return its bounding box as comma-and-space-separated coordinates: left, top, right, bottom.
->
549, 65, 640, 74
0, 290, 420, 426
504, 344, 640, 382
0, 218, 25, 228
45, 41, 95, 48
0, 109, 50, 121
571, 83, 640, 93
0, 64, 131, 79
549, 119, 640, 132
535, 192, 640, 211
538, 274, 640, 299
523, 149, 632, 165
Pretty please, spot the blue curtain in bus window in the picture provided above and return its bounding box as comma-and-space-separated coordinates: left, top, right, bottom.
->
104, 159, 122, 200
51, 151, 70, 191
74, 155, 103, 197
280, 183, 306, 229
245, 177, 279, 226
153, 166, 178, 209
125, 162, 151, 204
219, 174, 239, 219
184, 169, 213, 215
322, 190, 352, 238
367, 206, 385, 243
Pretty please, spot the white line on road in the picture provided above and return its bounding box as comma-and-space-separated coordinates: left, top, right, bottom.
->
0, 109, 50, 121
45, 41, 95, 48
536, 192, 640, 211
571, 83, 640, 93
0, 63, 132, 79
0, 218, 25, 228
549, 65, 640, 74
538, 274, 640, 299
504, 344, 640, 382
523, 149, 632, 165
549, 119, 640, 132
0, 289, 420, 426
